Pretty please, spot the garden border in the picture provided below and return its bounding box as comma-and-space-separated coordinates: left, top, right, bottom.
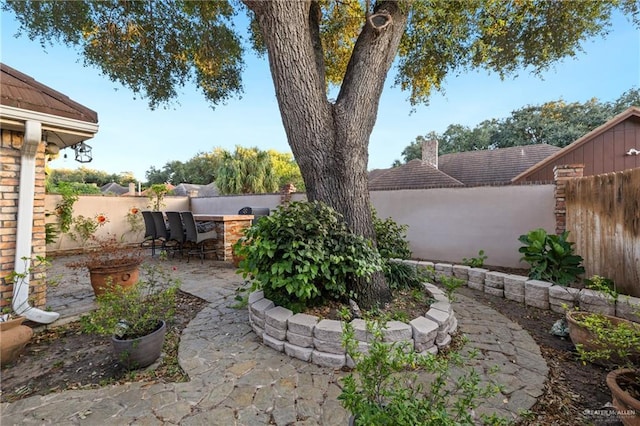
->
247, 282, 457, 368
247, 259, 640, 369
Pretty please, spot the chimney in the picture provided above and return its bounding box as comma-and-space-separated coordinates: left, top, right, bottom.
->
128, 182, 135, 195
421, 139, 438, 168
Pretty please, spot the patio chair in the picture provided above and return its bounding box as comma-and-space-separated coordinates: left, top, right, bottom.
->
141, 211, 157, 256
182, 211, 217, 263
151, 211, 169, 255
165, 211, 186, 258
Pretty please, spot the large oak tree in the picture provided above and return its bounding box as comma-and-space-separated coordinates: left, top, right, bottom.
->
5, 0, 638, 308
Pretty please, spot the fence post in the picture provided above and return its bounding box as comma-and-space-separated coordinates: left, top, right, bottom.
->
553, 164, 584, 235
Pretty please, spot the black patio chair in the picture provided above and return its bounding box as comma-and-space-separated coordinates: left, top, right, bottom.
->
141, 210, 157, 256
165, 211, 186, 258
182, 211, 217, 263
151, 211, 169, 255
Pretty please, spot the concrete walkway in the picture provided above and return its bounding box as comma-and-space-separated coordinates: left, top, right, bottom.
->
0, 256, 548, 425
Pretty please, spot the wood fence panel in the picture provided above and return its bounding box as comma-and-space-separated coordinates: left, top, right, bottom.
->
566, 168, 640, 297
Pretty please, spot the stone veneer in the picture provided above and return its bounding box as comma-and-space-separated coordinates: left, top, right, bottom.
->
247, 283, 458, 368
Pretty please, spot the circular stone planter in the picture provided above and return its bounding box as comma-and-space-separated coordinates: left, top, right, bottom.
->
247, 282, 457, 368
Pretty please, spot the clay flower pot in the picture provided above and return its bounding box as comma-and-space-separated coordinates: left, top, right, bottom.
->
88, 261, 141, 296
0, 316, 33, 366
566, 311, 640, 366
606, 369, 640, 426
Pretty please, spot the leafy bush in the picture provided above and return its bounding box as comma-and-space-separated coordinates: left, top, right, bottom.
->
372, 209, 411, 260
518, 228, 585, 286
462, 249, 488, 268
584, 275, 617, 300
372, 210, 421, 290
339, 318, 506, 425
235, 201, 382, 313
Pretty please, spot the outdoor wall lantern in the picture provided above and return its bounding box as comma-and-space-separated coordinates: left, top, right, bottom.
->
73, 142, 93, 163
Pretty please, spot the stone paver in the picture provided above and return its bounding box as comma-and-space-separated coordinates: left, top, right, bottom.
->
0, 256, 548, 425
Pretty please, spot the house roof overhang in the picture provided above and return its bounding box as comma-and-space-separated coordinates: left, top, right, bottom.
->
0, 104, 99, 148
511, 106, 640, 182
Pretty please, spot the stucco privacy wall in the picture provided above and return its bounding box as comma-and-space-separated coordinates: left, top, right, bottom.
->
0, 130, 47, 310
370, 185, 556, 268
191, 192, 306, 215
45, 195, 189, 253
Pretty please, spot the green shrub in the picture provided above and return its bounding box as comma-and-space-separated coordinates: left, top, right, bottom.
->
372, 210, 421, 290
518, 228, 585, 286
339, 318, 506, 425
584, 275, 617, 300
235, 201, 382, 313
372, 209, 411, 260
462, 249, 488, 268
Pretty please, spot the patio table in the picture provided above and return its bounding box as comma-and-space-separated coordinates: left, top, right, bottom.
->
193, 214, 253, 261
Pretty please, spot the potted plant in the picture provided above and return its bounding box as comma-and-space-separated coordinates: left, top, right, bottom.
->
565, 278, 640, 425
80, 263, 179, 369
67, 233, 145, 296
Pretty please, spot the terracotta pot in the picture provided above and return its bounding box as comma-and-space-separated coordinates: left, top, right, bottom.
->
89, 261, 141, 296
606, 368, 640, 426
566, 311, 640, 366
111, 320, 166, 369
0, 316, 33, 366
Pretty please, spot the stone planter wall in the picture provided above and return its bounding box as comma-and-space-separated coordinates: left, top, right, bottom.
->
402, 260, 640, 323
247, 283, 457, 368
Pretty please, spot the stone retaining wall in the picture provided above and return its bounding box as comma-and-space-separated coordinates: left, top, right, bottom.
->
402, 259, 640, 323
247, 283, 458, 368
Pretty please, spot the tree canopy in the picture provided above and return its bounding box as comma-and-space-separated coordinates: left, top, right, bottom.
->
7, 0, 638, 308
394, 88, 640, 165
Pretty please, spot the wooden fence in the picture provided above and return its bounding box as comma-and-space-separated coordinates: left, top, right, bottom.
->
566, 168, 640, 297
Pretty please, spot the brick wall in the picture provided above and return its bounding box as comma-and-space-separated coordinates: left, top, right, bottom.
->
0, 129, 47, 311
553, 164, 584, 235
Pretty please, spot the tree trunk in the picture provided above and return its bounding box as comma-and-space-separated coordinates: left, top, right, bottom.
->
244, 1, 408, 309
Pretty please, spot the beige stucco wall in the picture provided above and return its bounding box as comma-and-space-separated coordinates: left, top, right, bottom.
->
45, 186, 553, 268
191, 193, 306, 215
370, 185, 556, 268
45, 195, 189, 253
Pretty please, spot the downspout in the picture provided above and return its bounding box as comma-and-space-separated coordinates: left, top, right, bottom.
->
13, 120, 60, 324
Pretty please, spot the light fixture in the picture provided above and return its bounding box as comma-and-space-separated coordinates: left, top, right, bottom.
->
625, 148, 640, 156
73, 142, 93, 163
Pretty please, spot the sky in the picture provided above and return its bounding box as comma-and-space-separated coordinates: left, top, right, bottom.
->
1, 8, 639, 182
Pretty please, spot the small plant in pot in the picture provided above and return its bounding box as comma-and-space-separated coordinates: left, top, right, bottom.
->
67, 233, 145, 296
566, 277, 640, 425
80, 263, 179, 369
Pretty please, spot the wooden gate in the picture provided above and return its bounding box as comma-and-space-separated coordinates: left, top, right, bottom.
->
565, 168, 640, 297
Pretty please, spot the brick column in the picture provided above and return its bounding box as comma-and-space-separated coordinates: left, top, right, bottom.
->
280, 183, 296, 205
0, 129, 47, 311
553, 164, 584, 235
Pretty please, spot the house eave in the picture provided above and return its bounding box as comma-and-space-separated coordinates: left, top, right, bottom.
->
0, 104, 99, 147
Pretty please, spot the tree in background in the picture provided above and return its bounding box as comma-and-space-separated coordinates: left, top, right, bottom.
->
216, 146, 278, 194
7, 0, 638, 308
267, 150, 305, 192
395, 88, 640, 164
46, 167, 136, 190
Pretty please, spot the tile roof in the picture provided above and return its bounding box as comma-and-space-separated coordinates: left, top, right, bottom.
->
100, 182, 129, 195
1, 63, 98, 123
438, 144, 561, 186
368, 159, 464, 190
